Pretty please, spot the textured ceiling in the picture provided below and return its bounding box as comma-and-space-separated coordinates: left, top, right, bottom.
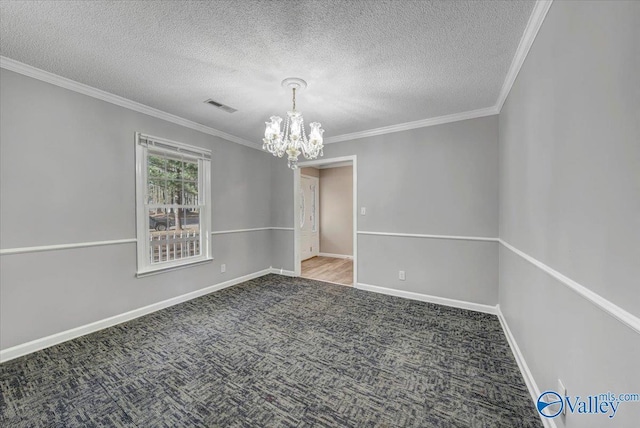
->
0, 0, 535, 146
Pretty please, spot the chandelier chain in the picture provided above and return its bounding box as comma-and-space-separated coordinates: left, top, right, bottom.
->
292, 88, 296, 111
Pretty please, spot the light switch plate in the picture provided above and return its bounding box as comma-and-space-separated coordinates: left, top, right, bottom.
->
360, 207, 366, 215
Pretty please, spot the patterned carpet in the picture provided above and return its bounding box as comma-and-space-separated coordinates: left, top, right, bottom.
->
0, 274, 542, 427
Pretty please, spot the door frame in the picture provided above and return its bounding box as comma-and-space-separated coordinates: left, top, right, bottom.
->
293, 155, 357, 285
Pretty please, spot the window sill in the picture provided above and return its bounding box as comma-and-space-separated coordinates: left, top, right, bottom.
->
136, 258, 213, 278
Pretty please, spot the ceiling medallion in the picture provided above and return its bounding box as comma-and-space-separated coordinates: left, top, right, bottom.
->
262, 78, 324, 169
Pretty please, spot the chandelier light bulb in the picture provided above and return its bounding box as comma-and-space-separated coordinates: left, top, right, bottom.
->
262, 78, 324, 169
308, 122, 324, 145
264, 116, 282, 141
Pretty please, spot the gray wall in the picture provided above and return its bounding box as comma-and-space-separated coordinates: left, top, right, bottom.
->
271, 116, 500, 305
270, 156, 295, 272
319, 166, 353, 256
333, 118, 499, 238
5, 9, 637, 426
0, 69, 273, 350
499, 1, 640, 426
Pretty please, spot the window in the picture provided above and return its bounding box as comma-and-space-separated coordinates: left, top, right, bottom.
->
135, 133, 212, 275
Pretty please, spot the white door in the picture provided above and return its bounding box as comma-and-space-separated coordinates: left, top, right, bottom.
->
300, 175, 319, 261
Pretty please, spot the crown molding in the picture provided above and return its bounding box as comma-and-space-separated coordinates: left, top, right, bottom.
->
324, 106, 499, 144
1, 2, 551, 147
495, 0, 553, 112
324, 0, 553, 144
0, 56, 260, 150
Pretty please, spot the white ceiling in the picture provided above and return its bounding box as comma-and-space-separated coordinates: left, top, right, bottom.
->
0, 0, 535, 147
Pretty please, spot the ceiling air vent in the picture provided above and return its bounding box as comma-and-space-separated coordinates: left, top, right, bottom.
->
204, 99, 237, 113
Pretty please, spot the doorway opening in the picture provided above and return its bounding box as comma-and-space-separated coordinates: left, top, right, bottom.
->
294, 156, 357, 286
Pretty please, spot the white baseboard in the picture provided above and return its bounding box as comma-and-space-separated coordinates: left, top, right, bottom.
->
0, 268, 272, 363
318, 252, 353, 259
268, 267, 297, 277
496, 305, 556, 428
355, 282, 497, 315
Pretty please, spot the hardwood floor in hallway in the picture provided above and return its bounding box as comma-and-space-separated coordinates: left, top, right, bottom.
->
301, 256, 353, 286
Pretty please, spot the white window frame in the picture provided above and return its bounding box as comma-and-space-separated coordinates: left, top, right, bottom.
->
135, 132, 212, 276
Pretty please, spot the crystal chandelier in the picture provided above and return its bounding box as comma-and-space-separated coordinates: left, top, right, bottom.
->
263, 78, 324, 169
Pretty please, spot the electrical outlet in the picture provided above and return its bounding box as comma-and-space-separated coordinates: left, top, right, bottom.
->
221, 264, 226, 273
360, 207, 366, 215
399, 270, 406, 280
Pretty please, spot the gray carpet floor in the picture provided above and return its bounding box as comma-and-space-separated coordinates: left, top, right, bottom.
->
0, 274, 542, 427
